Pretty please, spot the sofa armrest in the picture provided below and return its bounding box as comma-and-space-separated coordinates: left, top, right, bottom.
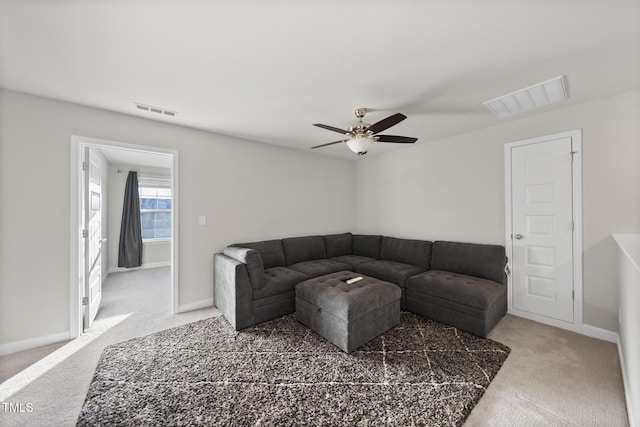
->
214, 253, 255, 330
223, 246, 265, 290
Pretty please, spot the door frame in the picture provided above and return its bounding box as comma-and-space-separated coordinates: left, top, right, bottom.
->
504, 129, 583, 334
69, 135, 180, 339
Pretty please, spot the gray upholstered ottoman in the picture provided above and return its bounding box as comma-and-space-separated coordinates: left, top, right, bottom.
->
295, 271, 401, 353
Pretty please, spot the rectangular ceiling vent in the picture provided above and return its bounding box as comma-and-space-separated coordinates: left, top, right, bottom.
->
133, 102, 177, 117
483, 75, 568, 119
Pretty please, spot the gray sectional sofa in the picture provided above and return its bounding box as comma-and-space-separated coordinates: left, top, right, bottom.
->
214, 233, 507, 337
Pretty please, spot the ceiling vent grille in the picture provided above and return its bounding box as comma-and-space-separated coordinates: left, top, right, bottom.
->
483, 76, 568, 119
133, 102, 177, 117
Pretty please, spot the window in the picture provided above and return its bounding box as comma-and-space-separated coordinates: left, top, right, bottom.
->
139, 178, 172, 241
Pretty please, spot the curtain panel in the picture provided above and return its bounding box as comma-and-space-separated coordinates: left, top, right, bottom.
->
118, 171, 143, 268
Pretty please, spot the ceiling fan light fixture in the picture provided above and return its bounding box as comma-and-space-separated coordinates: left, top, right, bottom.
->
346, 135, 373, 156
312, 109, 415, 155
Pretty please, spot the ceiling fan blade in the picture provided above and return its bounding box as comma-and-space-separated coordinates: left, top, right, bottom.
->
366, 113, 407, 134
310, 140, 345, 149
376, 135, 418, 143
313, 123, 350, 135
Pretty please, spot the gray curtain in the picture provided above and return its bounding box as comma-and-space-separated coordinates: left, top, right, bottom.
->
118, 171, 143, 268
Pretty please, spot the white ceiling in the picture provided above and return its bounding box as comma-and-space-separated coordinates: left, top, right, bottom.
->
99, 146, 172, 169
1, 0, 639, 159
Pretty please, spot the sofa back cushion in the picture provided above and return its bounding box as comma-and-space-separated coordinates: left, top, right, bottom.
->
232, 239, 285, 269
352, 235, 383, 259
431, 241, 506, 284
381, 237, 432, 269
324, 233, 353, 258
282, 236, 326, 265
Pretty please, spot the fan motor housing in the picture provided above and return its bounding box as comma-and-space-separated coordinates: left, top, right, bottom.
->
348, 122, 370, 134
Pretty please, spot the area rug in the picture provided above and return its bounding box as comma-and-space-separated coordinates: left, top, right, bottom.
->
77, 312, 510, 426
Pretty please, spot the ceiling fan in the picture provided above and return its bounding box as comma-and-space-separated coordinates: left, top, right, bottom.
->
311, 108, 418, 156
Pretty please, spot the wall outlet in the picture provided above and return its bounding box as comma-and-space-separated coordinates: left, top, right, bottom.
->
198, 215, 206, 226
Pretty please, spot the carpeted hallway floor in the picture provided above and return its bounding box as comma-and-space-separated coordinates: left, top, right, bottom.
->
0, 267, 629, 426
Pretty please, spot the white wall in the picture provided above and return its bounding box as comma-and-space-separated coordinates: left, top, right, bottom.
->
614, 234, 640, 426
0, 89, 356, 347
356, 89, 640, 332
107, 163, 172, 271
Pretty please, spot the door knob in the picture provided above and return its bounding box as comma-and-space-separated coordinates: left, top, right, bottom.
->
514, 234, 524, 240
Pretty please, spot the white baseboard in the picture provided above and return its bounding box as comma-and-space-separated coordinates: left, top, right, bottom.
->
178, 298, 214, 313
108, 261, 170, 274
582, 324, 618, 343
617, 335, 636, 427
508, 308, 583, 334
0, 331, 70, 356
508, 310, 618, 343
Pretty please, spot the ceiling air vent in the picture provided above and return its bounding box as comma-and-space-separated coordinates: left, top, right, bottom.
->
133, 102, 177, 117
483, 76, 568, 119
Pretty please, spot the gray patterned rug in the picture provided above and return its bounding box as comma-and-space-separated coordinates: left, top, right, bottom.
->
77, 312, 510, 426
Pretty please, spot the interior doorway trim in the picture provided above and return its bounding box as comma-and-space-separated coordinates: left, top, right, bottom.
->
504, 129, 583, 334
69, 135, 179, 339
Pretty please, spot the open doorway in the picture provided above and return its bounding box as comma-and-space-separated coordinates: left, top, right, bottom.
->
70, 136, 179, 339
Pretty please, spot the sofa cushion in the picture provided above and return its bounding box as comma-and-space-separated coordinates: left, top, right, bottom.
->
353, 235, 382, 259
324, 233, 353, 258
355, 260, 426, 288
431, 241, 506, 284
232, 239, 285, 269
222, 247, 265, 290
255, 267, 308, 300
406, 270, 504, 309
380, 237, 432, 269
282, 236, 326, 266
288, 259, 353, 278
329, 255, 377, 269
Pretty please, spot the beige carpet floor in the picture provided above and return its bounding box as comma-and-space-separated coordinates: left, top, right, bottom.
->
0, 267, 629, 426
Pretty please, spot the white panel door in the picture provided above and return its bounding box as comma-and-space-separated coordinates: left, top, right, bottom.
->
83, 146, 103, 329
511, 137, 574, 322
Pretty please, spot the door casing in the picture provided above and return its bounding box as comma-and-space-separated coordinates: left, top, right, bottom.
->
504, 129, 583, 334
70, 135, 179, 339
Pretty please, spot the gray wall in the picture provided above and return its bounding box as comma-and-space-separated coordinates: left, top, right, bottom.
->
0, 89, 356, 346
1, 87, 638, 350
355, 89, 640, 332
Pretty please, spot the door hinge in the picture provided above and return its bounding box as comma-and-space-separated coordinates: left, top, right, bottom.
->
82, 297, 89, 306
82, 229, 88, 238
572, 290, 575, 300
571, 221, 575, 231
505, 265, 511, 276
82, 161, 88, 171
570, 151, 578, 162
